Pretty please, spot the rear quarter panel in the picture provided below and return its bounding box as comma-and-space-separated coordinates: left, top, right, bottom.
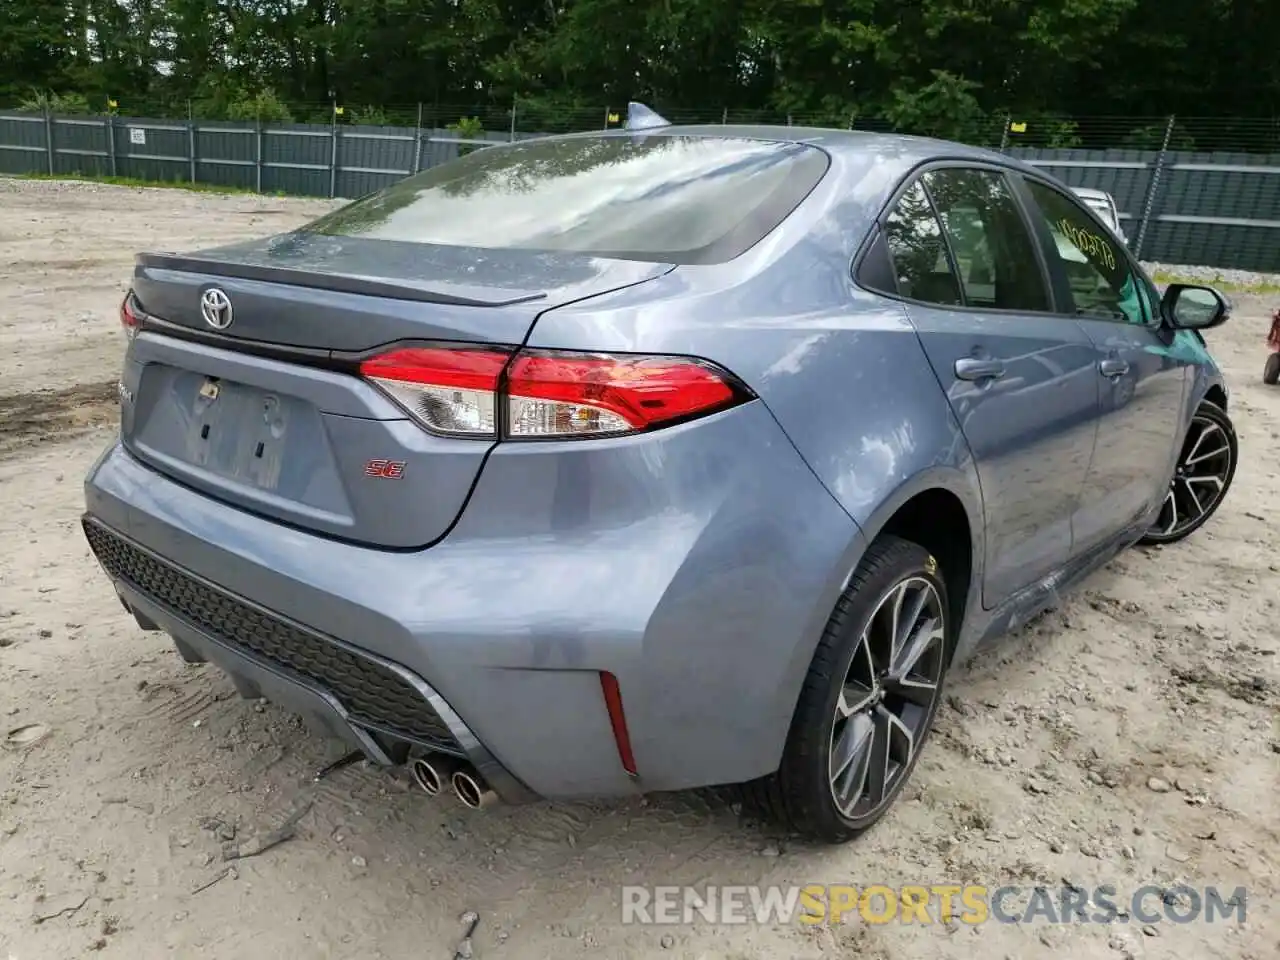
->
527, 155, 987, 660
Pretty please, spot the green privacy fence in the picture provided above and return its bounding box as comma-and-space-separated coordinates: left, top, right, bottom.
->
0, 111, 525, 200
1011, 148, 1280, 273
1, 110, 1277, 273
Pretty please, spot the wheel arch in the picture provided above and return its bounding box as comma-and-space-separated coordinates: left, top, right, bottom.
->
779, 466, 984, 731
755, 477, 982, 839
1139, 391, 1237, 546
1203, 382, 1227, 412
855, 470, 983, 660
763, 466, 983, 789
875, 490, 974, 652
1175, 370, 1229, 457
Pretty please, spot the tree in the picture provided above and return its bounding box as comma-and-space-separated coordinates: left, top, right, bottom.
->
3, 0, 1277, 151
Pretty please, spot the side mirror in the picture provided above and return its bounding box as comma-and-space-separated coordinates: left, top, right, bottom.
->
1162, 283, 1229, 330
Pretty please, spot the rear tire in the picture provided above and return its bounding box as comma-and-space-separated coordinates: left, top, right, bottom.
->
754, 535, 952, 845
1264, 353, 1280, 385
1139, 400, 1237, 545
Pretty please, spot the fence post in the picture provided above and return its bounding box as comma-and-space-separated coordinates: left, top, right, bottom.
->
999, 114, 1011, 152
106, 113, 117, 177
603, 106, 610, 130
44, 108, 54, 175
722, 107, 728, 125
413, 103, 424, 171
329, 103, 339, 199
255, 116, 263, 193
187, 100, 196, 184
510, 96, 517, 142
1134, 114, 1176, 260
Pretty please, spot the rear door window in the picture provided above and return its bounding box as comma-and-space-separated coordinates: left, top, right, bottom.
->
304, 134, 830, 265
921, 168, 1051, 312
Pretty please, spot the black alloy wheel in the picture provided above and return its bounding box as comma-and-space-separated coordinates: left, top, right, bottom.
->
1140, 401, 1237, 545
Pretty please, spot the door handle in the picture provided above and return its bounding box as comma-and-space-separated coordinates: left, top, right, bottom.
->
1099, 358, 1129, 378
954, 357, 1007, 381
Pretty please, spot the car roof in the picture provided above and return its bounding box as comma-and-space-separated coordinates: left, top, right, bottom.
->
552, 123, 1040, 176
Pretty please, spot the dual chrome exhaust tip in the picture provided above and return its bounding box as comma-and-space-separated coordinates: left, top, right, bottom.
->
411, 754, 497, 810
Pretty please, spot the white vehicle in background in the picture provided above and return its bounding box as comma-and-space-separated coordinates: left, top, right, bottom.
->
1071, 187, 1127, 245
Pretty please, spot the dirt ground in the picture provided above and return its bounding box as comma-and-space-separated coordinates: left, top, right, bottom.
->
0, 178, 1276, 960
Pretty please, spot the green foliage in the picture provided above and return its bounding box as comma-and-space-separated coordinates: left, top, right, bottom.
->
348, 106, 391, 126
885, 71, 989, 143
192, 79, 294, 122
1122, 123, 1197, 151
447, 117, 487, 156
225, 89, 294, 123
2, 0, 1278, 151
18, 89, 92, 115
1038, 119, 1085, 150
447, 117, 485, 139
0, 1, 75, 102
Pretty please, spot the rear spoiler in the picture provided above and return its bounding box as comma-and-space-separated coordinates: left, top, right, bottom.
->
134, 251, 547, 308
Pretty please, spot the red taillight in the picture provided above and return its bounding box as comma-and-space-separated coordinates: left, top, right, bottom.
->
120, 294, 141, 340
359, 347, 511, 437
358, 345, 749, 440
506, 351, 738, 438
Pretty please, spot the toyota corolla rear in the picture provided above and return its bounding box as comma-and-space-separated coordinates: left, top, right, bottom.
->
82, 130, 862, 802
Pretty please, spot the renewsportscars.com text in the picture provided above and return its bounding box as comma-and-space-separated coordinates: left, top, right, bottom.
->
621, 883, 1247, 926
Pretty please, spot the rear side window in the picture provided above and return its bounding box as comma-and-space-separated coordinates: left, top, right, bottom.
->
303, 135, 830, 265
922, 168, 1050, 312
877, 181, 963, 306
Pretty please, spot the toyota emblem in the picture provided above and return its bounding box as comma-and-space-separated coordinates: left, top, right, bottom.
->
200, 288, 233, 330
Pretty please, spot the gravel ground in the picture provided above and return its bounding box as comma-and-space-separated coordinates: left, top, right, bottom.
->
1141, 262, 1280, 289
1, 178, 1278, 960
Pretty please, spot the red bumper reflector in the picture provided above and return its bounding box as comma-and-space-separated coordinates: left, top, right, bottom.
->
599, 671, 638, 777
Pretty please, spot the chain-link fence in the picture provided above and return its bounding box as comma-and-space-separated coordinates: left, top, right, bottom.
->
1, 100, 1277, 272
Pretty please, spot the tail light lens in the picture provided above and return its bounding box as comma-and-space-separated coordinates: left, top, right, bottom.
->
359, 347, 510, 437
120, 293, 141, 341
506, 351, 740, 438
358, 345, 751, 440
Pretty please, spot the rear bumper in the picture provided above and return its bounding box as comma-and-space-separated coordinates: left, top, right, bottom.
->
83, 401, 864, 800
86, 518, 533, 802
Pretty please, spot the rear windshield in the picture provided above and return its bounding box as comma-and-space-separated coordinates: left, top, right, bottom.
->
304, 134, 830, 265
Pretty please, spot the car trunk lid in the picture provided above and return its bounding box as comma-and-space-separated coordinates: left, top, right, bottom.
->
121, 234, 673, 548
131, 232, 671, 351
